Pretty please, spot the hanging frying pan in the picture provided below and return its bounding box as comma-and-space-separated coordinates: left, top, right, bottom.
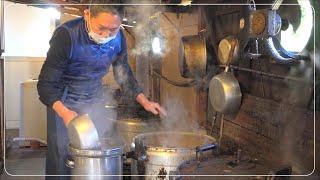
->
209, 36, 242, 114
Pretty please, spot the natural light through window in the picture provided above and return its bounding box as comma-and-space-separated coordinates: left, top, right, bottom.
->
280, 0, 313, 53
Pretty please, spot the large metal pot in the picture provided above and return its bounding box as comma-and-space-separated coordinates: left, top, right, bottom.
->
66, 138, 124, 180
130, 132, 216, 180
107, 117, 162, 153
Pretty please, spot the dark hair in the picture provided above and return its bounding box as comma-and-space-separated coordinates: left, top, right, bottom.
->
88, 0, 123, 18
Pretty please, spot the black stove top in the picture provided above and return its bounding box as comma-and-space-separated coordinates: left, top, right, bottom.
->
176, 152, 292, 179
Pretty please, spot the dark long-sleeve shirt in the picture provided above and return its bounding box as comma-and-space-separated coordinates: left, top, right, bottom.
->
37, 27, 143, 108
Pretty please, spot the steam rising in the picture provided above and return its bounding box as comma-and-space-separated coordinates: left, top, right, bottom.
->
91, 87, 118, 139
278, 52, 316, 173
160, 98, 204, 134
129, 4, 205, 136
92, 4, 206, 150
130, 5, 170, 57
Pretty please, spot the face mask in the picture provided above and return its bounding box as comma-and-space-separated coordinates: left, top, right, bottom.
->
88, 31, 117, 44
86, 15, 117, 44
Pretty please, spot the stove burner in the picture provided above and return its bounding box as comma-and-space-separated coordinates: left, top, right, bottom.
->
177, 152, 292, 179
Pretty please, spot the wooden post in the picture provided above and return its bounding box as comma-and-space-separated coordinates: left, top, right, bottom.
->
196, 6, 208, 128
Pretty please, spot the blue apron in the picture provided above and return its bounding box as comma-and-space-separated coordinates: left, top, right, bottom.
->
46, 87, 70, 179
45, 17, 122, 179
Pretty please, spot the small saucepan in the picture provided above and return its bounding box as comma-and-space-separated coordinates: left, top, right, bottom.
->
209, 36, 242, 114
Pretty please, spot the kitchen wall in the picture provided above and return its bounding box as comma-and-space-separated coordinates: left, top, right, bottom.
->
159, 12, 200, 131
203, 4, 319, 174
3, 1, 56, 57
4, 57, 44, 129
3, 1, 56, 129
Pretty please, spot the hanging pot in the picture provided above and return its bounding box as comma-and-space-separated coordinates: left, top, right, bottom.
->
179, 35, 207, 78
209, 69, 242, 114
217, 36, 239, 65
209, 37, 242, 114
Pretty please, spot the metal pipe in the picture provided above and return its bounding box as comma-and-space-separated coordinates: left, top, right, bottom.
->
220, 65, 313, 84
210, 112, 218, 136
218, 114, 224, 150
152, 71, 197, 87
13, 137, 47, 145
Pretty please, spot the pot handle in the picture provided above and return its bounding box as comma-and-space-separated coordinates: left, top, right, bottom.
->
125, 151, 137, 160
65, 157, 75, 169
196, 143, 217, 153
196, 143, 217, 162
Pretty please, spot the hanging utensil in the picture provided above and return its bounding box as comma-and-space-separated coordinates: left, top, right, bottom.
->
209, 36, 242, 114
179, 35, 207, 78
217, 36, 239, 65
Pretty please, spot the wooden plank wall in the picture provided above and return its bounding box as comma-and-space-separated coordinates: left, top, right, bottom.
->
207, 94, 319, 174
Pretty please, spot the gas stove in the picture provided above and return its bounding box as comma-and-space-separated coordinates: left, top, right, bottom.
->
175, 149, 292, 180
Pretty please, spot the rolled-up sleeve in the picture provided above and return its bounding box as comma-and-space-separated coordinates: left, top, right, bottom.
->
112, 31, 143, 100
37, 27, 71, 107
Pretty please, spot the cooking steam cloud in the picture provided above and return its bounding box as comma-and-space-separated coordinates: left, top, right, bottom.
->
278, 50, 316, 173
92, 3, 206, 148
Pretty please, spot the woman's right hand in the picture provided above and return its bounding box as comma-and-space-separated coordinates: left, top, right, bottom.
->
52, 101, 78, 126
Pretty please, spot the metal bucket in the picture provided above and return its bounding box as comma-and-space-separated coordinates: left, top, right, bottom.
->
130, 132, 216, 180
66, 138, 124, 180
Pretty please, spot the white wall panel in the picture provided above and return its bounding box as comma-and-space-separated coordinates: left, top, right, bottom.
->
4, 57, 44, 129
